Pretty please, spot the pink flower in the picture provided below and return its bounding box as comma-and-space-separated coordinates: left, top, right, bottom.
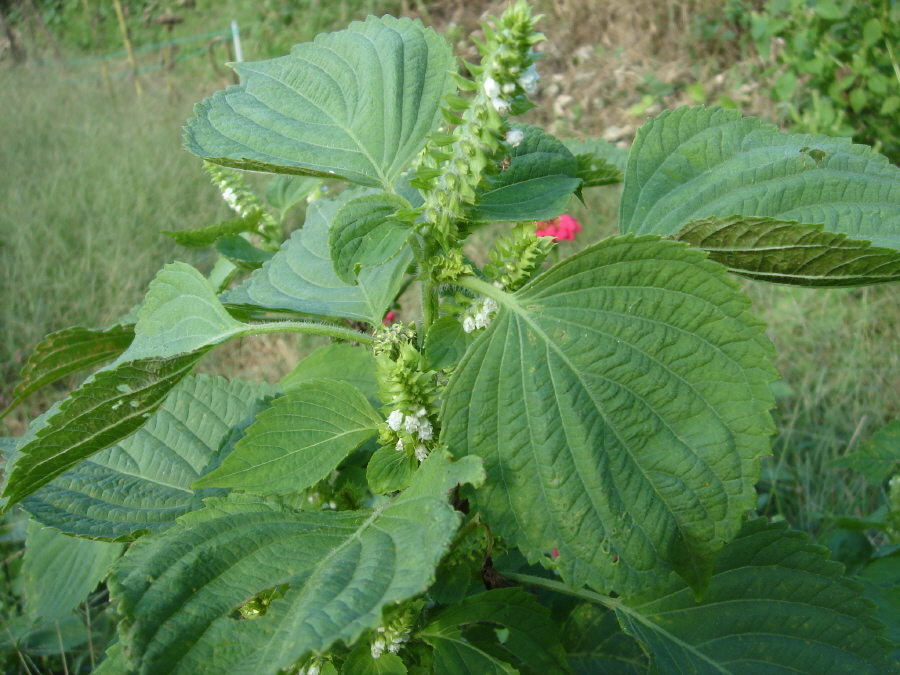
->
535, 214, 581, 241
551, 547, 560, 559
383, 310, 397, 325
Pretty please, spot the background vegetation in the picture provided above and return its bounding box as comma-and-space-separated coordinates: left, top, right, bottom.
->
2, 0, 900, 670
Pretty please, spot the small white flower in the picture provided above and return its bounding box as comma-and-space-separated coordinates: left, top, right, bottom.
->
395, 438, 404, 452
493, 280, 505, 289
221, 187, 241, 213
518, 63, 539, 93
371, 638, 386, 659
491, 96, 511, 115
505, 128, 524, 147
463, 316, 476, 333
308, 665, 320, 675
418, 419, 433, 441
483, 77, 501, 99
416, 406, 428, 417
502, 81, 517, 94
475, 311, 490, 330
415, 445, 429, 462
483, 297, 499, 314
404, 415, 420, 434
328, 501, 337, 510
388, 643, 401, 654
387, 410, 404, 431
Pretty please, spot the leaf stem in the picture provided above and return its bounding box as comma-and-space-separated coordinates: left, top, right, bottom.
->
503, 572, 618, 611
422, 279, 439, 334
242, 321, 375, 345
455, 275, 511, 305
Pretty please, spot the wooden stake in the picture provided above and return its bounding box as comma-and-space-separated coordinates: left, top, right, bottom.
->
112, 0, 142, 98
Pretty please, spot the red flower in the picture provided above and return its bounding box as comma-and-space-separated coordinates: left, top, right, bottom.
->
383, 310, 397, 325
535, 214, 581, 241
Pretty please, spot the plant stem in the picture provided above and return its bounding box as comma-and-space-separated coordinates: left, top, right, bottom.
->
422, 279, 439, 333
503, 572, 617, 610
242, 321, 376, 345
455, 275, 509, 304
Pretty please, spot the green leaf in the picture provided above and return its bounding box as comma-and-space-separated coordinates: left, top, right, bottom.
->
831, 419, 900, 484
162, 210, 264, 248
223, 193, 414, 325
342, 647, 407, 674
619, 106, 900, 249
94, 643, 129, 675
561, 136, 630, 172
0, 614, 91, 656
422, 632, 518, 675
366, 444, 417, 494
442, 236, 776, 597
281, 343, 379, 407
467, 123, 582, 223
563, 604, 648, 675
185, 16, 455, 191
121, 262, 246, 361
1, 263, 255, 512
424, 316, 474, 370
0, 349, 208, 513
857, 555, 900, 663
421, 588, 570, 675
673, 216, 900, 286
110, 452, 484, 674
22, 520, 124, 621
215, 234, 275, 270
1, 324, 134, 420
23, 375, 277, 541
330, 193, 413, 284
195, 379, 381, 493
266, 175, 320, 218
616, 518, 899, 674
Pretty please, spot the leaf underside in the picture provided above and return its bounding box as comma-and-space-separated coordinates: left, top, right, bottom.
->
223, 191, 413, 324
2, 324, 135, 419
674, 216, 900, 286
442, 235, 777, 597
23, 375, 277, 541
185, 16, 455, 190
617, 518, 899, 674
110, 453, 484, 674
563, 603, 648, 675
620, 106, 900, 249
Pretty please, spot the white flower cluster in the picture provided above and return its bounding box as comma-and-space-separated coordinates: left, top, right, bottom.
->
220, 186, 248, 216
371, 624, 410, 659
387, 407, 433, 461
505, 128, 525, 147
518, 62, 539, 93
295, 658, 322, 675
483, 76, 511, 115
462, 297, 499, 333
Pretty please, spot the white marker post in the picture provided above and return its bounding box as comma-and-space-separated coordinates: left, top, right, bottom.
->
231, 20, 243, 62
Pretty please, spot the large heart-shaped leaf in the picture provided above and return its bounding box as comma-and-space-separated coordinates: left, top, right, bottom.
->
185, 16, 455, 190
223, 193, 413, 324
442, 236, 776, 597
109, 453, 484, 674
23, 375, 277, 541
620, 106, 900, 249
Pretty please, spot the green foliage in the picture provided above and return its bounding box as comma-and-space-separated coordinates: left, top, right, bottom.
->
753, 0, 900, 163
831, 418, 900, 484
109, 453, 483, 674
620, 106, 900, 249
674, 216, 900, 286
22, 520, 124, 621
23, 375, 277, 541
0, 324, 135, 419
185, 16, 455, 190
224, 190, 414, 324
8, 7, 900, 674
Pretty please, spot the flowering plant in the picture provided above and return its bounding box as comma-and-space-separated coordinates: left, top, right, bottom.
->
5, 2, 900, 673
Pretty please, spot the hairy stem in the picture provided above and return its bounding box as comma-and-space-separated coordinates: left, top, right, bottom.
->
242, 321, 375, 345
